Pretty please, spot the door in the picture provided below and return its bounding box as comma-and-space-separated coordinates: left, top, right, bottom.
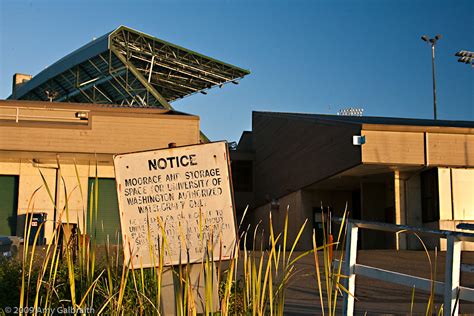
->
0, 176, 19, 236
87, 178, 121, 244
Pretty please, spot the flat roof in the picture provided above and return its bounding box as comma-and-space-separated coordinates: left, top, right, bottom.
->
253, 111, 474, 129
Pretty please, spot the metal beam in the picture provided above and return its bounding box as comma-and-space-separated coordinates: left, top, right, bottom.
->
110, 47, 172, 109
56, 69, 126, 102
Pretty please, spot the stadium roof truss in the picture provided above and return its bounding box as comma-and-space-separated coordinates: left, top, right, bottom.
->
10, 26, 250, 109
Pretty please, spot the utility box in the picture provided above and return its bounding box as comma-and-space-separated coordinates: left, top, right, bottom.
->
16, 213, 47, 245
0, 236, 13, 258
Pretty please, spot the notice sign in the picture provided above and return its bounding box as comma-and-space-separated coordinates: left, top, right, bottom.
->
114, 141, 236, 268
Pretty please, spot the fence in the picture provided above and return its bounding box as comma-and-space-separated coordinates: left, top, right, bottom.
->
341, 218, 474, 316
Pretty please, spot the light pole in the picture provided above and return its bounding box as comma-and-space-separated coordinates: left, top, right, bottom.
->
421, 34, 442, 120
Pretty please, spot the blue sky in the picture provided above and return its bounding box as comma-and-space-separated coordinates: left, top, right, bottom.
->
0, 0, 472, 142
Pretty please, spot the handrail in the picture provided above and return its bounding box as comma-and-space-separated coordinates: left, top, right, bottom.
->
0, 106, 89, 123
334, 217, 474, 242
0, 105, 91, 112
339, 218, 472, 316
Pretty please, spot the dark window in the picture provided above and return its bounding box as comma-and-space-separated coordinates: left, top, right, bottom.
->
421, 169, 440, 223
231, 160, 253, 192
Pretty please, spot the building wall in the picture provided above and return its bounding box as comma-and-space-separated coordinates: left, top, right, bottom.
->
250, 189, 354, 251
0, 102, 199, 154
236, 113, 474, 251
452, 168, 474, 220
252, 112, 361, 207
0, 159, 120, 243
427, 134, 474, 166
251, 190, 304, 250
362, 130, 425, 165
301, 189, 353, 248
0, 101, 200, 243
437, 167, 474, 221
361, 130, 474, 168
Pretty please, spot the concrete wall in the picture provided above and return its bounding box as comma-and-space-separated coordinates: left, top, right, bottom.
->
452, 168, 474, 220
437, 167, 474, 220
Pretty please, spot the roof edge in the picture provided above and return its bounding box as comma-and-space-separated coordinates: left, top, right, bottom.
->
252, 111, 474, 129
111, 25, 251, 75
8, 31, 112, 100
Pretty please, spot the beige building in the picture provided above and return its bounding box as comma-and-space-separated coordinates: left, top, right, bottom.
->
0, 100, 200, 243
231, 111, 474, 250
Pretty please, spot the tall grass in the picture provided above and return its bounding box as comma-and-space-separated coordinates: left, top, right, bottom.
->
11, 163, 322, 315
6, 162, 450, 315
312, 207, 349, 316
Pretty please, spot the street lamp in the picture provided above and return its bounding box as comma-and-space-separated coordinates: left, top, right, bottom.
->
421, 34, 442, 120
455, 50, 474, 68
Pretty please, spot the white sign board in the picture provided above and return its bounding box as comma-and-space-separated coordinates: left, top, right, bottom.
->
114, 141, 236, 267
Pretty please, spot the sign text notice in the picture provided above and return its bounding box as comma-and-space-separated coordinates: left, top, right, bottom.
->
114, 142, 236, 267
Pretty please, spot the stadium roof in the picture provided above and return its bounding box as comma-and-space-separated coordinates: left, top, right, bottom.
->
9, 26, 250, 109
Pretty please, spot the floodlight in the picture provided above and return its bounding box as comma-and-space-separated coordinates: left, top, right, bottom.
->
455, 50, 474, 67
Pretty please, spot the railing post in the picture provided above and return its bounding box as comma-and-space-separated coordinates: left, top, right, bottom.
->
444, 235, 461, 316
343, 221, 358, 316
